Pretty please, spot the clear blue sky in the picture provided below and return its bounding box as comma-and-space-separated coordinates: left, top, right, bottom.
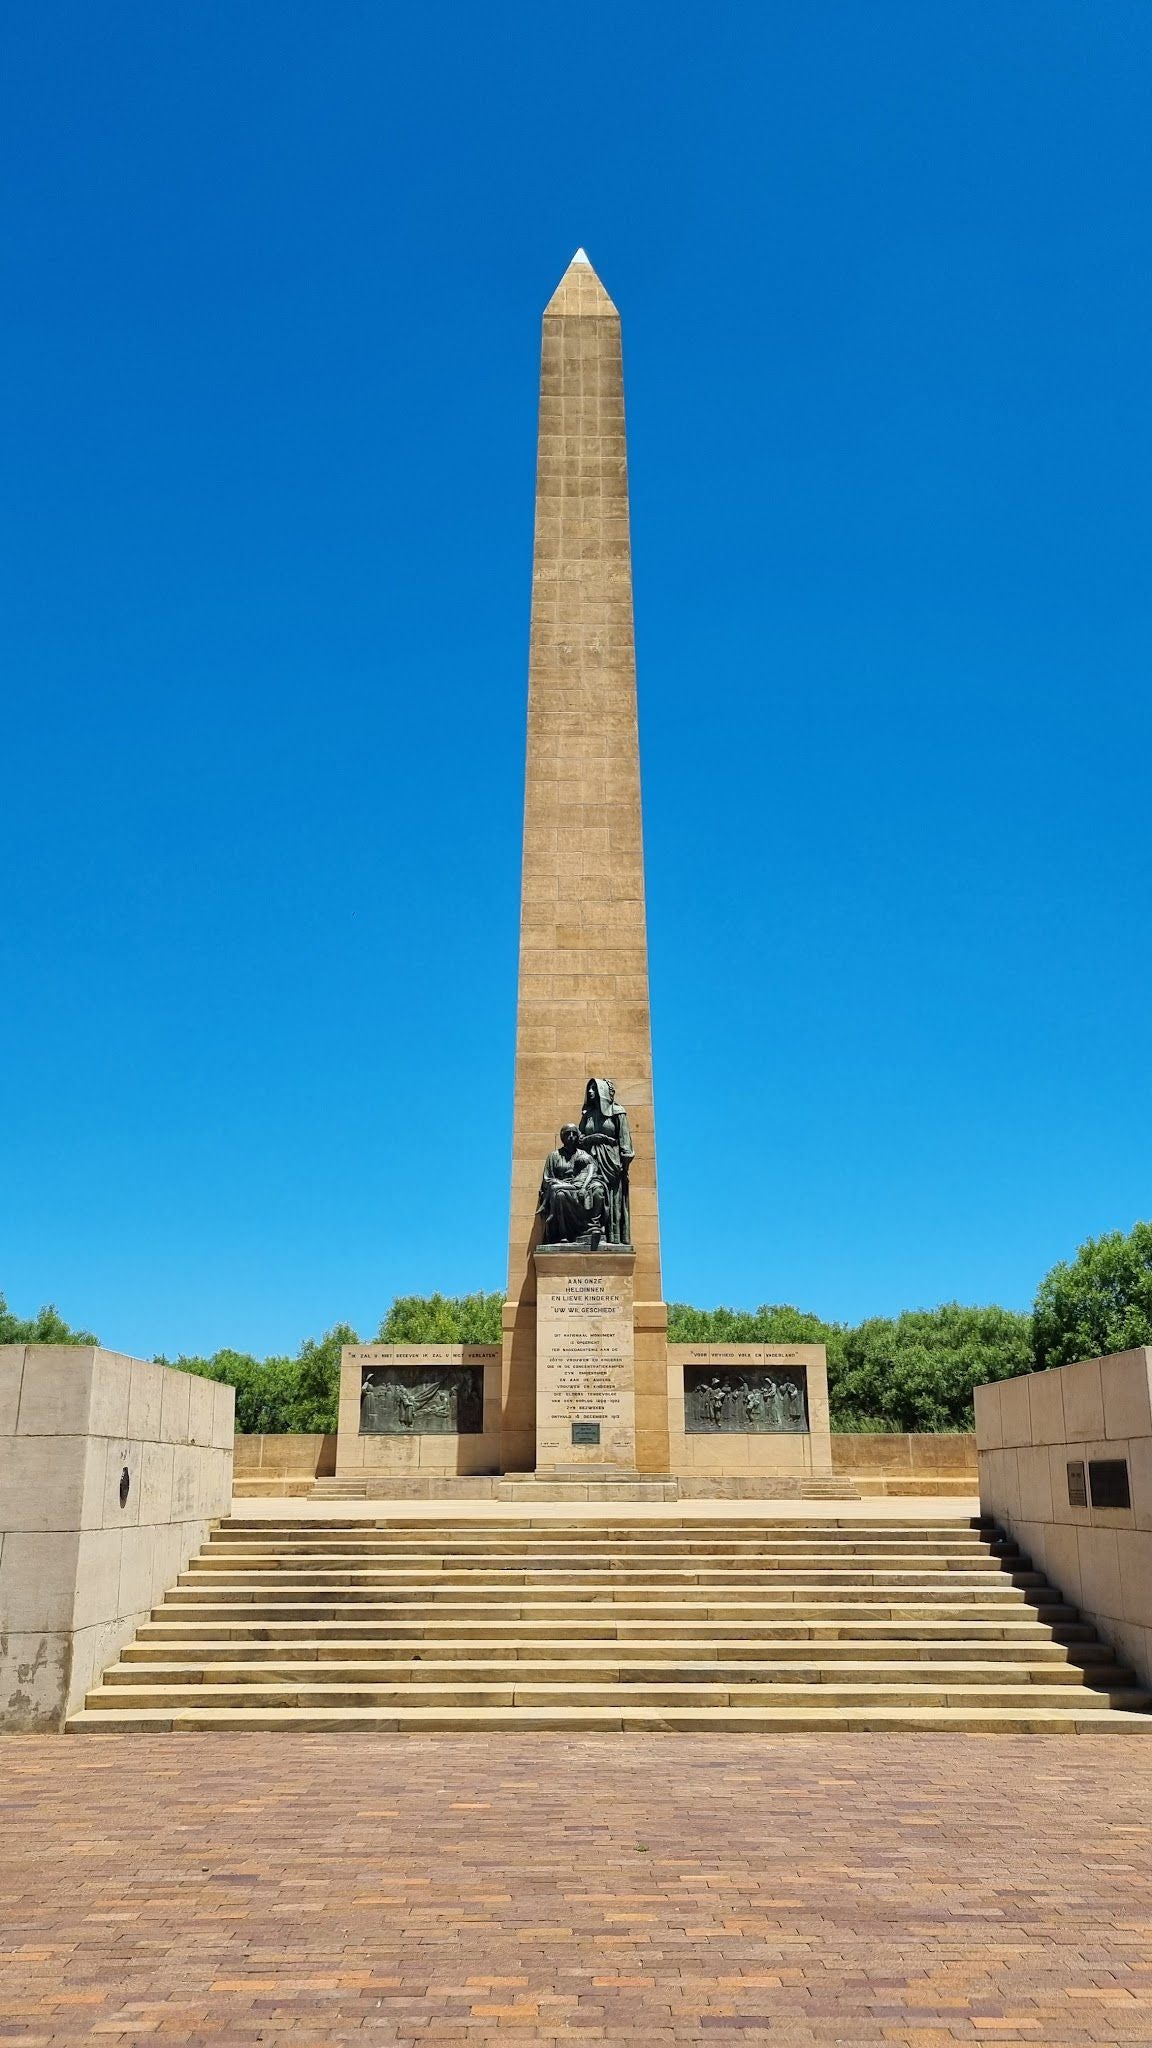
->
3, 3, 1150, 1358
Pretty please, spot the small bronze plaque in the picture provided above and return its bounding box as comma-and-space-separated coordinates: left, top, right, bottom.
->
1066, 1459, 1087, 1507
1089, 1458, 1131, 1510
571, 1421, 601, 1446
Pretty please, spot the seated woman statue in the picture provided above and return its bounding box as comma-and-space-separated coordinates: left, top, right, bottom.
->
537, 1124, 607, 1246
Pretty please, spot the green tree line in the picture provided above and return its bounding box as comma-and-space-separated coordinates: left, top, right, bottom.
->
9, 1219, 1152, 1433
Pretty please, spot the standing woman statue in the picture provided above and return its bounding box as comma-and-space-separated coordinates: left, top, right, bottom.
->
578, 1077, 634, 1246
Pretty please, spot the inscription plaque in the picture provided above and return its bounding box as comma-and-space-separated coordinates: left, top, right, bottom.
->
1088, 1458, 1131, 1510
684, 1365, 809, 1434
1066, 1459, 1087, 1507
359, 1364, 484, 1436
534, 1250, 637, 1470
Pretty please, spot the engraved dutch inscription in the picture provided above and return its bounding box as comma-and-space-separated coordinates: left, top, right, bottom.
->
534, 1251, 638, 1471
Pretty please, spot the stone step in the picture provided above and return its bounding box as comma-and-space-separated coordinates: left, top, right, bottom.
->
82, 1678, 1152, 1711
142, 1598, 1077, 1628
192, 1549, 998, 1570
120, 1633, 1083, 1664
188, 1571, 1023, 1588
215, 1538, 984, 1553
165, 1572, 1046, 1599
100, 1658, 1129, 1689
322, 1486, 741, 1502
173, 1573, 1021, 1599
192, 1548, 992, 1564
218, 1517, 981, 1531
209, 1526, 1003, 1546
132, 1616, 1074, 1646
150, 1605, 1063, 1633
159, 1584, 1058, 1609
186, 1544, 1011, 1560
66, 1703, 1152, 1734
72, 1511, 1142, 1737
215, 1523, 975, 1540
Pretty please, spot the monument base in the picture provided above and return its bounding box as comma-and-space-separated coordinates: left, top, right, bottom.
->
533, 1463, 643, 1481
308, 1472, 859, 1500
330, 1328, 855, 1495
495, 1472, 680, 1501
533, 1246, 637, 1473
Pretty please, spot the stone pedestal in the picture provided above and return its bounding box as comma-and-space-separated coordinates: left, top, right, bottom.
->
533, 1249, 637, 1474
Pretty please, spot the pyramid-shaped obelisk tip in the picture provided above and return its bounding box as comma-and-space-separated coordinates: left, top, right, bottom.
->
545, 247, 617, 316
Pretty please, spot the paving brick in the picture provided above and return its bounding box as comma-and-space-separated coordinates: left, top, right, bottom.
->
1, 1736, 1152, 2043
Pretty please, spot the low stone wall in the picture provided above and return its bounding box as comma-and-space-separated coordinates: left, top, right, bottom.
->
229, 1428, 978, 1495
0, 1346, 234, 1729
233, 1434, 337, 1478
831, 1434, 976, 1477
975, 1349, 1152, 1688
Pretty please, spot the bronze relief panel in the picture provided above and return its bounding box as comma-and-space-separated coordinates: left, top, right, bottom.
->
359, 1365, 485, 1436
683, 1365, 809, 1435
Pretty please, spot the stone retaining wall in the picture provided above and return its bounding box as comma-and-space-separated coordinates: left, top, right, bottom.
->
832, 1433, 976, 1477
976, 1349, 1152, 1688
233, 1433, 337, 1478
0, 1346, 234, 1729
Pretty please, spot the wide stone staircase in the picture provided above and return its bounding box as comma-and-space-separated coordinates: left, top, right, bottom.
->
68, 1516, 1152, 1732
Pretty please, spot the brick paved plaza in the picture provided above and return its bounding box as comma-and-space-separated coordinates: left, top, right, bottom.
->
2, 1736, 1152, 2045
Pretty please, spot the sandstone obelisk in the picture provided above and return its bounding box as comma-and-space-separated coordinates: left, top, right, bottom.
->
501, 251, 668, 1475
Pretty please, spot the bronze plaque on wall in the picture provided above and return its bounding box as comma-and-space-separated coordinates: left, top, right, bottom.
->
359, 1364, 484, 1436
684, 1365, 809, 1435
1088, 1458, 1131, 1510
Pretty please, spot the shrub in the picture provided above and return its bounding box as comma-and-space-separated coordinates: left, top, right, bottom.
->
668, 1300, 846, 1370
377, 1292, 503, 1344
163, 1327, 358, 1434
161, 1298, 503, 1431
0, 1293, 97, 1345
1033, 1220, 1152, 1370
832, 1304, 1033, 1432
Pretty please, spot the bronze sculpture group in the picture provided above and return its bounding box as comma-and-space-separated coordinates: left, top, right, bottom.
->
537, 1077, 634, 1250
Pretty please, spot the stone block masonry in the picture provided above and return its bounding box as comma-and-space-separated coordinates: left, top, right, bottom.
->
976, 1345, 1152, 1688
0, 1345, 234, 1728
503, 250, 667, 1476
534, 1250, 637, 1470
